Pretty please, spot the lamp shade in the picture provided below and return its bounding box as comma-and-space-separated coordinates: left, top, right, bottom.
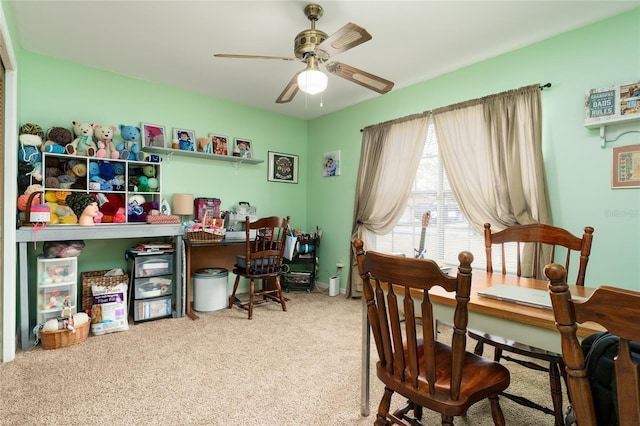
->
172, 193, 194, 215
297, 69, 328, 95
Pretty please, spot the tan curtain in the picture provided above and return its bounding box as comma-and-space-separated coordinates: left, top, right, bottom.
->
347, 114, 428, 297
433, 84, 552, 276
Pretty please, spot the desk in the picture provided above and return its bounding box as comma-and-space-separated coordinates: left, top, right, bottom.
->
16, 224, 184, 349
359, 272, 605, 416
183, 239, 245, 320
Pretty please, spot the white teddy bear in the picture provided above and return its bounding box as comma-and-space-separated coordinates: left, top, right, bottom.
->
66, 121, 97, 157
93, 124, 119, 159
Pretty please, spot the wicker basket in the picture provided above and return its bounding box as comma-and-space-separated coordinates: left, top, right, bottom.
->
81, 270, 129, 311
39, 320, 90, 350
186, 229, 225, 243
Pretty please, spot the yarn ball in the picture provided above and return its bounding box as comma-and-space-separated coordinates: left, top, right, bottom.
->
47, 127, 73, 145
148, 177, 159, 191
72, 163, 87, 177
45, 191, 58, 203
112, 162, 125, 175
19, 123, 45, 139
56, 191, 71, 204
16, 193, 40, 211
99, 162, 115, 180
142, 165, 155, 177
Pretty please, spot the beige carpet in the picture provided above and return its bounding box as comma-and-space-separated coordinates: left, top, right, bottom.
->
0, 291, 563, 425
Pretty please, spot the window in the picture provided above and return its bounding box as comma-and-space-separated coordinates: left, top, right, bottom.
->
371, 118, 487, 267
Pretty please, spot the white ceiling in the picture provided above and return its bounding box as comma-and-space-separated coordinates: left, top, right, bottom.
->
9, 1, 638, 120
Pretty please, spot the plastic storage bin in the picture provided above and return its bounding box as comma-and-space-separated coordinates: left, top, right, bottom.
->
193, 268, 228, 312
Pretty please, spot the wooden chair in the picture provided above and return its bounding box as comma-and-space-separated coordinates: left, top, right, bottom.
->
228, 215, 290, 320
546, 263, 640, 426
468, 223, 594, 426
353, 239, 510, 425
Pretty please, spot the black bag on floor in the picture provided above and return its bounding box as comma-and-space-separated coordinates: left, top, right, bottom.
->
581, 331, 640, 426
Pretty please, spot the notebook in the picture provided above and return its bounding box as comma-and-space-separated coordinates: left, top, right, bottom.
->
477, 284, 565, 310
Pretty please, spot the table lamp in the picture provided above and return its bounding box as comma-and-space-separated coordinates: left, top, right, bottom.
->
172, 193, 194, 225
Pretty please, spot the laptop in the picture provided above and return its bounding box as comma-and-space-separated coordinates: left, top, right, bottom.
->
477, 284, 577, 310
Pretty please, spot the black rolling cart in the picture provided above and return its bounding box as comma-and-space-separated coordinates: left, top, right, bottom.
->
281, 234, 318, 293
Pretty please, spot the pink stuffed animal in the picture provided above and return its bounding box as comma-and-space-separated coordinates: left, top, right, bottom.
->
93, 124, 119, 159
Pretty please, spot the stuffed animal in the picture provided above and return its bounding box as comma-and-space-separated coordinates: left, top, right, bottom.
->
42, 126, 73, 154
116, 124, 144, 161
66, 121, 97, 157
93, 124, 119, 159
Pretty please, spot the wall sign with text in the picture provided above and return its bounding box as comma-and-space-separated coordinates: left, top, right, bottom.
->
584, 81, 640, 127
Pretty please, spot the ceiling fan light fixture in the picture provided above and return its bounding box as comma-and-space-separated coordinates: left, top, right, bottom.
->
297, 68, 328, 95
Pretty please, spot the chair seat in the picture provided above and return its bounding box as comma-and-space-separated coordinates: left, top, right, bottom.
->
377, 341, 510, 417
234, 256, 278, 275
468, 329, 562, 361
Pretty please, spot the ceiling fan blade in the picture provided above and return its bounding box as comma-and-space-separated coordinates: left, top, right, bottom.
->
316, 23, 372, 58
276, 70, 302, 104
325, 62, 394, 94
214, 53, 299, 62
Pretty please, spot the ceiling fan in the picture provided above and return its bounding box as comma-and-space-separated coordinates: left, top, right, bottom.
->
214, 3, 394, 104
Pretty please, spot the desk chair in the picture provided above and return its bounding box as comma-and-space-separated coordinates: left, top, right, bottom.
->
468, 223, 594, 426
228, 215, 290, 320
546, 263, 640, 426
353, 240, 510, 426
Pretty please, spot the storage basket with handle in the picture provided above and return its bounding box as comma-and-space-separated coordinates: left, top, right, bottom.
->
81, 269, 129, 311
186, 211, 225, 243
39, 319, 90, 350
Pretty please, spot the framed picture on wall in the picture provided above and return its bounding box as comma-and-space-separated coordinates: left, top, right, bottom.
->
268, 151, 298, 184
323, 150, 341, 176
173, 128, 195, 152
612, 144, 640, 188
141, 123, 166, 148
233, 138, 252, 158
209, 133, 229, 156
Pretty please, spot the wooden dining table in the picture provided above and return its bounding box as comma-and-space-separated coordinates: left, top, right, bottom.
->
359, 270, 605, 416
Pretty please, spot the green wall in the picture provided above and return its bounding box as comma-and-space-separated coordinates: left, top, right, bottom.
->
13, 7, 640, 294
308, 8, 640, 290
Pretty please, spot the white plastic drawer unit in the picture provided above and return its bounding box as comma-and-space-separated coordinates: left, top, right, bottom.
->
133, 254, 173, 278
134, 276, 173, 299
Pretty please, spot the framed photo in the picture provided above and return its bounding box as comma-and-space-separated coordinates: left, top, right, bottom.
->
323, 150, 341, 176
612, 144, 640, 188
209, 133, 229, 156
141, 123, 166, 148
268, 151, 298, 184
173, 128, 196, 152
584, 80, 640, 127
233, 138, 252, 159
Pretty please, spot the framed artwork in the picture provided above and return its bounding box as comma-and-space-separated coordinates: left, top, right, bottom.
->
323, 150, 341, 176
233, 138, 252, 158
584, 80, 640, 127
141, 123, 166, 148
268, 151, 298, 184
612, 144, 640, 188
173, 128, 196, 152
209, 133, 229, 156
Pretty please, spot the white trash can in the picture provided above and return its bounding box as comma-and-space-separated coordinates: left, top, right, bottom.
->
193, 268, 228, 312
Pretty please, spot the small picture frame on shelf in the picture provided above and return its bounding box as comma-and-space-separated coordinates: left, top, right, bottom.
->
232, 138, 252, 158
209, 134, 229, 156
141, 123, 166, 148
268, 151, 298, 184
173, 128, 196, 152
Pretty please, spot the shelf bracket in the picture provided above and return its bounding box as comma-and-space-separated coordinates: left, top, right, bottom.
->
598, 123, 640, 148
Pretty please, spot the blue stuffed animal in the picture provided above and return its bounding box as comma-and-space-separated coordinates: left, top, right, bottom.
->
116, 125, 144, 161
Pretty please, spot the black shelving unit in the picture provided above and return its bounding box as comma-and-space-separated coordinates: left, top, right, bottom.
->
282, 236, 317, 293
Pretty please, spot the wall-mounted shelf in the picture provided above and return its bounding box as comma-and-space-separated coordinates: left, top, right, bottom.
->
585, 117, 640, 149
142, 146, 264, 164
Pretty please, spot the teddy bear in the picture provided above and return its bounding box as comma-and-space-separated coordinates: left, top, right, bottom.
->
116, 124, 144, 161
93, 124, 119, 159
66, 121, 98, 157
41, 126, 73, 154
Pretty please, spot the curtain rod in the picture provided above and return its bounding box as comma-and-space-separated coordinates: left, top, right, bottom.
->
360, 82, 552, 132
